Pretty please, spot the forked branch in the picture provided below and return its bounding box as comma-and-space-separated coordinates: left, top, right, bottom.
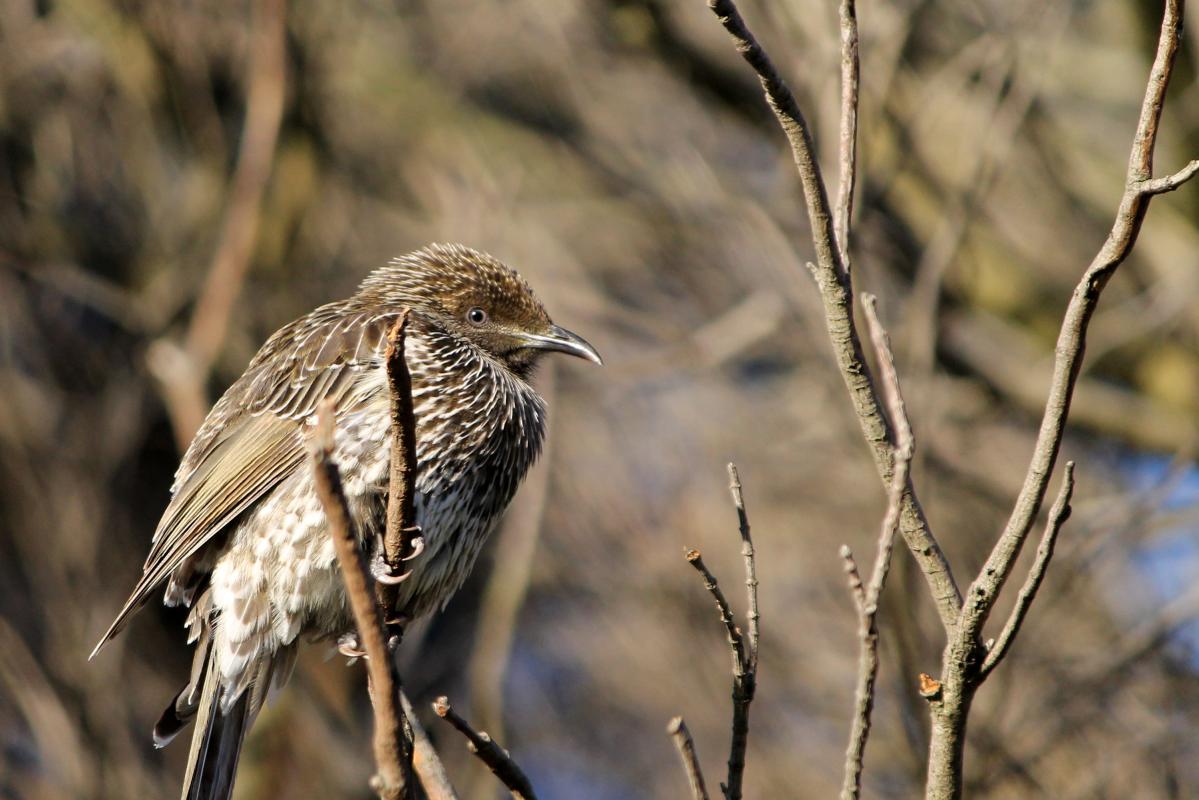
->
674, 464, 760, 800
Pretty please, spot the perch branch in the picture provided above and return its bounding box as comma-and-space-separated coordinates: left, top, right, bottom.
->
705, 0, 961, 632
668, 717, 712, 800
377, 311, 422, 626
840, 296, 914, 800
309, 402, 411, 800
432, 697, 537, 800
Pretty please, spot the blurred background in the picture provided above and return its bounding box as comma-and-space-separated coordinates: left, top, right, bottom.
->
2, 0, 1199, 797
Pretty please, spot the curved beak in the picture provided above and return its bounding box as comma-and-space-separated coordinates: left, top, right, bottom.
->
521, 325, 603, 365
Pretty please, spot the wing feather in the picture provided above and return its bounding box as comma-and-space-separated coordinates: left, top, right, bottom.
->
91, 303, 398, 657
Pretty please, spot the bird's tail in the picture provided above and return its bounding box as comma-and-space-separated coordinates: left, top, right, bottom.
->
179, 645, 251, 800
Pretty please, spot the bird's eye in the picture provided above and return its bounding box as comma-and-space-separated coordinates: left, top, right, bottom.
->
467, 307, 488, 326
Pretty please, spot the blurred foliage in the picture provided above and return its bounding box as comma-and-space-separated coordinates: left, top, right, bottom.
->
2, 0, 1198, 798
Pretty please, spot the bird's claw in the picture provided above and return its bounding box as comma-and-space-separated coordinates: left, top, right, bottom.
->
337, 633, 367, 661
369, 532, 423, 584
401, 534, 424, 561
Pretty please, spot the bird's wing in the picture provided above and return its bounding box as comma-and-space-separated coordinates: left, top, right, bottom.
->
92, 304, 398, 657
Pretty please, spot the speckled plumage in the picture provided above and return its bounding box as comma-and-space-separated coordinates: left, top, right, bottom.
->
92, 244, 600, 800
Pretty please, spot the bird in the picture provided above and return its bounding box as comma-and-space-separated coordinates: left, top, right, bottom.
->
90, 243, 601, 800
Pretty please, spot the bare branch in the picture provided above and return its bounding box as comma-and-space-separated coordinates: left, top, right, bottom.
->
707, 0, 961, 631
309, 402, 411, 800
839, 545, 866, 613
432, 697, 537, 800
841, 297, 913, 800
1135, 159, 1199, 196
980, 463, 1075, 679
727, 463, 759, 672
960, 0, 1192, 647
668, 717, 712, 800
928, 3, 1193, 797
835, 0, 860, 271
400, 692, 459, 800
377, 311, 421, 625
683, 468, 760, 800
685, 549, 746, 672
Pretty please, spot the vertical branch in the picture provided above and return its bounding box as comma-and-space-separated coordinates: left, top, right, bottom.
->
309, 402, 411, 800
835, 0, 860, 271
377, 311, 421, 626
840, 296, 915, 800
705, 0, 962, 632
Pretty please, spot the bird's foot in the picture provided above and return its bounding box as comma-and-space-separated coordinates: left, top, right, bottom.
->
369, 532, 424, 584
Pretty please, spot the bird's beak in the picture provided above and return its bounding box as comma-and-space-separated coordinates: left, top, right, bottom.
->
521, 325, 603, 365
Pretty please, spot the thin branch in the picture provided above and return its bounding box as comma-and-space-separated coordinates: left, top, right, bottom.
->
668, 717, 712, 800
377, 311, 421, 626
432, 697, 537, 800
841, 296, 914, 800
959, 0, 1192, 646
839, 546, 866, 613
401, 692, 460, 800
727, 463, 759, 672
707, 0, 962, 632
683, 469, 760, 800
979, 463, 1074, 679
835, 0, 860, 271
685, 550, 746, 680
309, 402, 411, 800
1135, 159, 1199, 196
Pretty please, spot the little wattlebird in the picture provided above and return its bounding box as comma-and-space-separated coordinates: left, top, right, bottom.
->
90, 243, 601, 800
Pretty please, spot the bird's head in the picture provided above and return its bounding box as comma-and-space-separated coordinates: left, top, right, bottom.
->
358, 243, 602, 377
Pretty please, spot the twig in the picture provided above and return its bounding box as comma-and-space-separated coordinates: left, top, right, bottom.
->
401, 691, 460, 800
432, 697, 537, 800
727, 464, 758, 672
840, 297, 914, 800
685, 550, 745, 679
378, 311, 421, 626
835, 0, 859, 271
979, 463, 1074, 679
839, 546, 866, 613
668, 717, 712, 800
682, 466, 759, 800
705, 0, 962, 632
309, 402, 411, 800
